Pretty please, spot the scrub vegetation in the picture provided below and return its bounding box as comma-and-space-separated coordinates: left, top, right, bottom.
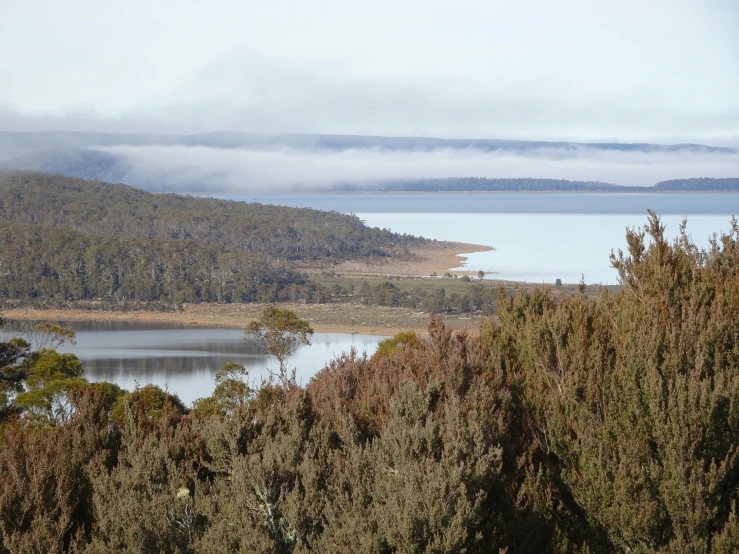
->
1, 213, 739, 552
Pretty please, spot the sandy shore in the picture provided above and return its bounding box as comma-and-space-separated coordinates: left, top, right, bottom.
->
311, 241, 494, 278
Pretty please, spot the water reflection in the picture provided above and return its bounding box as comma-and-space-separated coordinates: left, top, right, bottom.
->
5, 320, 385, 406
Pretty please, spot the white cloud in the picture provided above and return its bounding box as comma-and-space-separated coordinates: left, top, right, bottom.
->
0, 0, 736, 140
103, 145, 739, 190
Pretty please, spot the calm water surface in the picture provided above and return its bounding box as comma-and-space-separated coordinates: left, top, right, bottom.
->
207, 191, 737, 285
358, 213, 736, 284
6, 321, 384, 406
11, 194, 734, 401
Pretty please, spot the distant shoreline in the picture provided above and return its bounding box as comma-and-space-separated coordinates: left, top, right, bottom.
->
188, 190, 739, 197
2, 303, 478, 336
2, 241, 497, 335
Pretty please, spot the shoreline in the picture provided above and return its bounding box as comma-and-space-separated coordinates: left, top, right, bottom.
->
2, 303, 486, 337
309, 241, 494, 278
2, 241, 496, 336
194, 190, 739, 196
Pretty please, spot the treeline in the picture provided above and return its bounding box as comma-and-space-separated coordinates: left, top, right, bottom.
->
346, 176, 739, 192
356, 279, 497, 314
0, 224, 328, 308
0, 171, 422, 261
654, 177, 739, 191
2, 214, 739, 552
0, 171, 426, 309
355, 177, 623, 192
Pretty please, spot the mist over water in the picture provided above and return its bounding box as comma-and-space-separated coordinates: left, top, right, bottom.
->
109, 145, 739, 191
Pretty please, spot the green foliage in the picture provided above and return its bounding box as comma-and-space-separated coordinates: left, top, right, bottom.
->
0, 321, 87, 427
371, 330, 421, 361
246, 306, 314, 388
14, 350, 86, 427
111, 384, 187, 428
0, 170, 419, 259
355, 279, 497, 314
492, 212, 739, 551
192, 362, 252, 417
0, 171, 427, 309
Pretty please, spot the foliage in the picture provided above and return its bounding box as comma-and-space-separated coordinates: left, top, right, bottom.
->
0, 321, 85, 426
0, 171, 426, 309
111, 384, 187, 428
0, 171, 421, 261
371, 330, 421, 361
246, 306, 314, 388
0, 223, 323, 308
356, 279, 498, 314
191, 362, 252, 417
0, 215, 738, 552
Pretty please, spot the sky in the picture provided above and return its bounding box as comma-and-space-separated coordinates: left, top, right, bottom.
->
1, 0, 738, 142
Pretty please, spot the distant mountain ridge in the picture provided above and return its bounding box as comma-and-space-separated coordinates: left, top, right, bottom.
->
1, 131, 737, 192
3, 147, 131, 182
360, 177, 739, 192
0, 130, 735, 162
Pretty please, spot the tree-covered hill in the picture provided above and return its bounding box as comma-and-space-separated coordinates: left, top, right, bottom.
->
0, 223, 320, 307
0, 148, 131, 183
0, 171, 425, 308
0, 171, 421, 260
653, 177, 739, 191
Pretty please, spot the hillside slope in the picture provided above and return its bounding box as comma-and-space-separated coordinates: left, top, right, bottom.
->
0, 171, 420, 260
0, 171, 425, 308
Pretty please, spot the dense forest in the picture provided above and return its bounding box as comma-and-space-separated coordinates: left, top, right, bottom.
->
0, 224, 323, 307
0, 171, 419, 259
0, 172, 425, 308
1, 214, 739, 552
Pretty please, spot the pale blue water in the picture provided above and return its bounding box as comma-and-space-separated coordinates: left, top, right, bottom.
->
358, 213, 735, 284
5, 321, 384, 406
203, 192, 737, 285
8, 193, 735, 401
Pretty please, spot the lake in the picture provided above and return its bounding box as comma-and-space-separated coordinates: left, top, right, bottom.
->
5, 321, 384, 406
206, 192, 738, 285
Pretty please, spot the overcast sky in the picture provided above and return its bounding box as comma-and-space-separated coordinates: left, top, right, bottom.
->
0, 0, 737, 142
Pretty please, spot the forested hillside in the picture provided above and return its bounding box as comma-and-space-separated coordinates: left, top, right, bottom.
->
0, 224, 321, 307
1, 214, 739, 552
0, 171, 424, 308
0, 171, 418, 259
654, 177, 739, 191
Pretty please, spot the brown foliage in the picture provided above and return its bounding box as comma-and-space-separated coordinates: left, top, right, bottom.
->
1, 215, 738, 553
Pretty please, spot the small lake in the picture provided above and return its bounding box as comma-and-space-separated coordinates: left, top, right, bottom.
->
5, 321, 384, 406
